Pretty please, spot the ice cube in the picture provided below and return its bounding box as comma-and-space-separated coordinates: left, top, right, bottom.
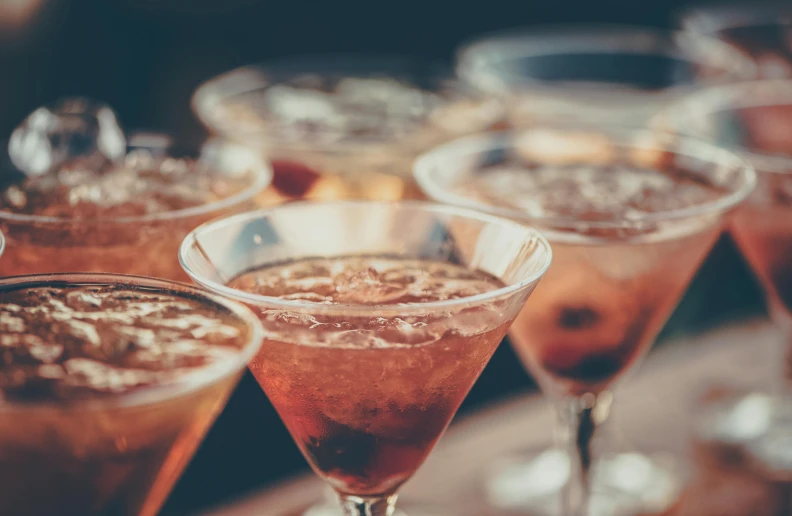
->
9, 98, 126, 176
333, 266, 410, 304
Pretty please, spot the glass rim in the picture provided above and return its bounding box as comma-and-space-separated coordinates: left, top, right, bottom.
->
680, 3, 792, 34
179, 200, 553, 316
0, 158, 272, 226
0, 229, 4, 258
191, 54, 468, 150
0, 272, 264, 411
456, 23, 756, 94
413, 126, 757, 230
658, 78, 792, 173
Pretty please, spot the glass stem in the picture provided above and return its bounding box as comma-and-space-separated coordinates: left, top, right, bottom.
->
337, 493, 398, 516
556, 392, 612, 516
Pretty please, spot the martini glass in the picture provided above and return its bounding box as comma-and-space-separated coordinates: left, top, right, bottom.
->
414, 126, 756, 515
179, 201, 552, 516
0, 98, 270, 281
661, 79, 792, 479
192, 56, 503, 205
456, 24, 754, 127
680, 3, 792, 79
0, 272, 264, 515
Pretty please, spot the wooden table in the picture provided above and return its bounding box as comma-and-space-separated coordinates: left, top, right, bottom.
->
204, 320, 787, 515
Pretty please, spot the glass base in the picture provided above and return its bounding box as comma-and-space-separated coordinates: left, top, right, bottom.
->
484, 447, 686, 515
303, 501, 444, 516
695, 391, 792, 480
694, 391, 777, 445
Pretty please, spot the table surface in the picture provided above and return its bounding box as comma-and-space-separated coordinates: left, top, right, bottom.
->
203, 320, 786, 516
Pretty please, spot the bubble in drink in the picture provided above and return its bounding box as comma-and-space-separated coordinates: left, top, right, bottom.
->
0, 278, 258, 516
230, 257, 511, 495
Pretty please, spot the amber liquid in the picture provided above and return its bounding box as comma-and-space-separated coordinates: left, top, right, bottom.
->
0, 375, 240, 516
0, 204, 254, 281
732, 205, 792, 316
231, 257, 511, 496
250, 322, 508, 495
510, 227, 721, 397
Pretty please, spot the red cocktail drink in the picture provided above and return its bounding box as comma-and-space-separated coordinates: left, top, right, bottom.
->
0, 274, 263, 516
180, 202, 551, 515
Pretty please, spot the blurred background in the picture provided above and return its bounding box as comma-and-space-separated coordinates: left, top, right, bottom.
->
0, 0, 766, 513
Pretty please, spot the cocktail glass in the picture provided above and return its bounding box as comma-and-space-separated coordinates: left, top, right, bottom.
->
414, 126, 756, 515
192, 56, 503, 205
456, 24, 754, 127
0, 98, 271, 281
680, 3, 792, 79
0, 272, 264, 516
661, 79, 792, 479
179, 200, 552, 516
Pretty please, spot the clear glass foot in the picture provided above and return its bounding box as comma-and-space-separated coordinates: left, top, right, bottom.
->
485, 447, 687, 515
304, 497, 444, 516
696, 391, 792, 480
304, 505, 411, 516
695, 391, 776, 445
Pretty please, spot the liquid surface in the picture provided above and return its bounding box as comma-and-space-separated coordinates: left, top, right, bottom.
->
456, 163, 724, 224
230, 256, 501, 305
234, 257, 515, 495
0, 152, 257, 219
0, 284, 249, 402
0, 150, 262, 281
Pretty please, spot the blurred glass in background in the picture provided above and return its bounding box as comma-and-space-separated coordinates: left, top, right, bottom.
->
456, 25, 754, 126
193, 56, 503, 205
681, 2, 792, 79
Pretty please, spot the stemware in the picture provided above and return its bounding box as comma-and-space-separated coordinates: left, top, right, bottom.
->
680, 3, 792, 79
0, 99, 270, 281
456, 24, 754, 127
0, 273, 264, 515
661, 79, 792, 478
192, 56, 503, 205
179, 201, 552, 516
414, 125, 756, 514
